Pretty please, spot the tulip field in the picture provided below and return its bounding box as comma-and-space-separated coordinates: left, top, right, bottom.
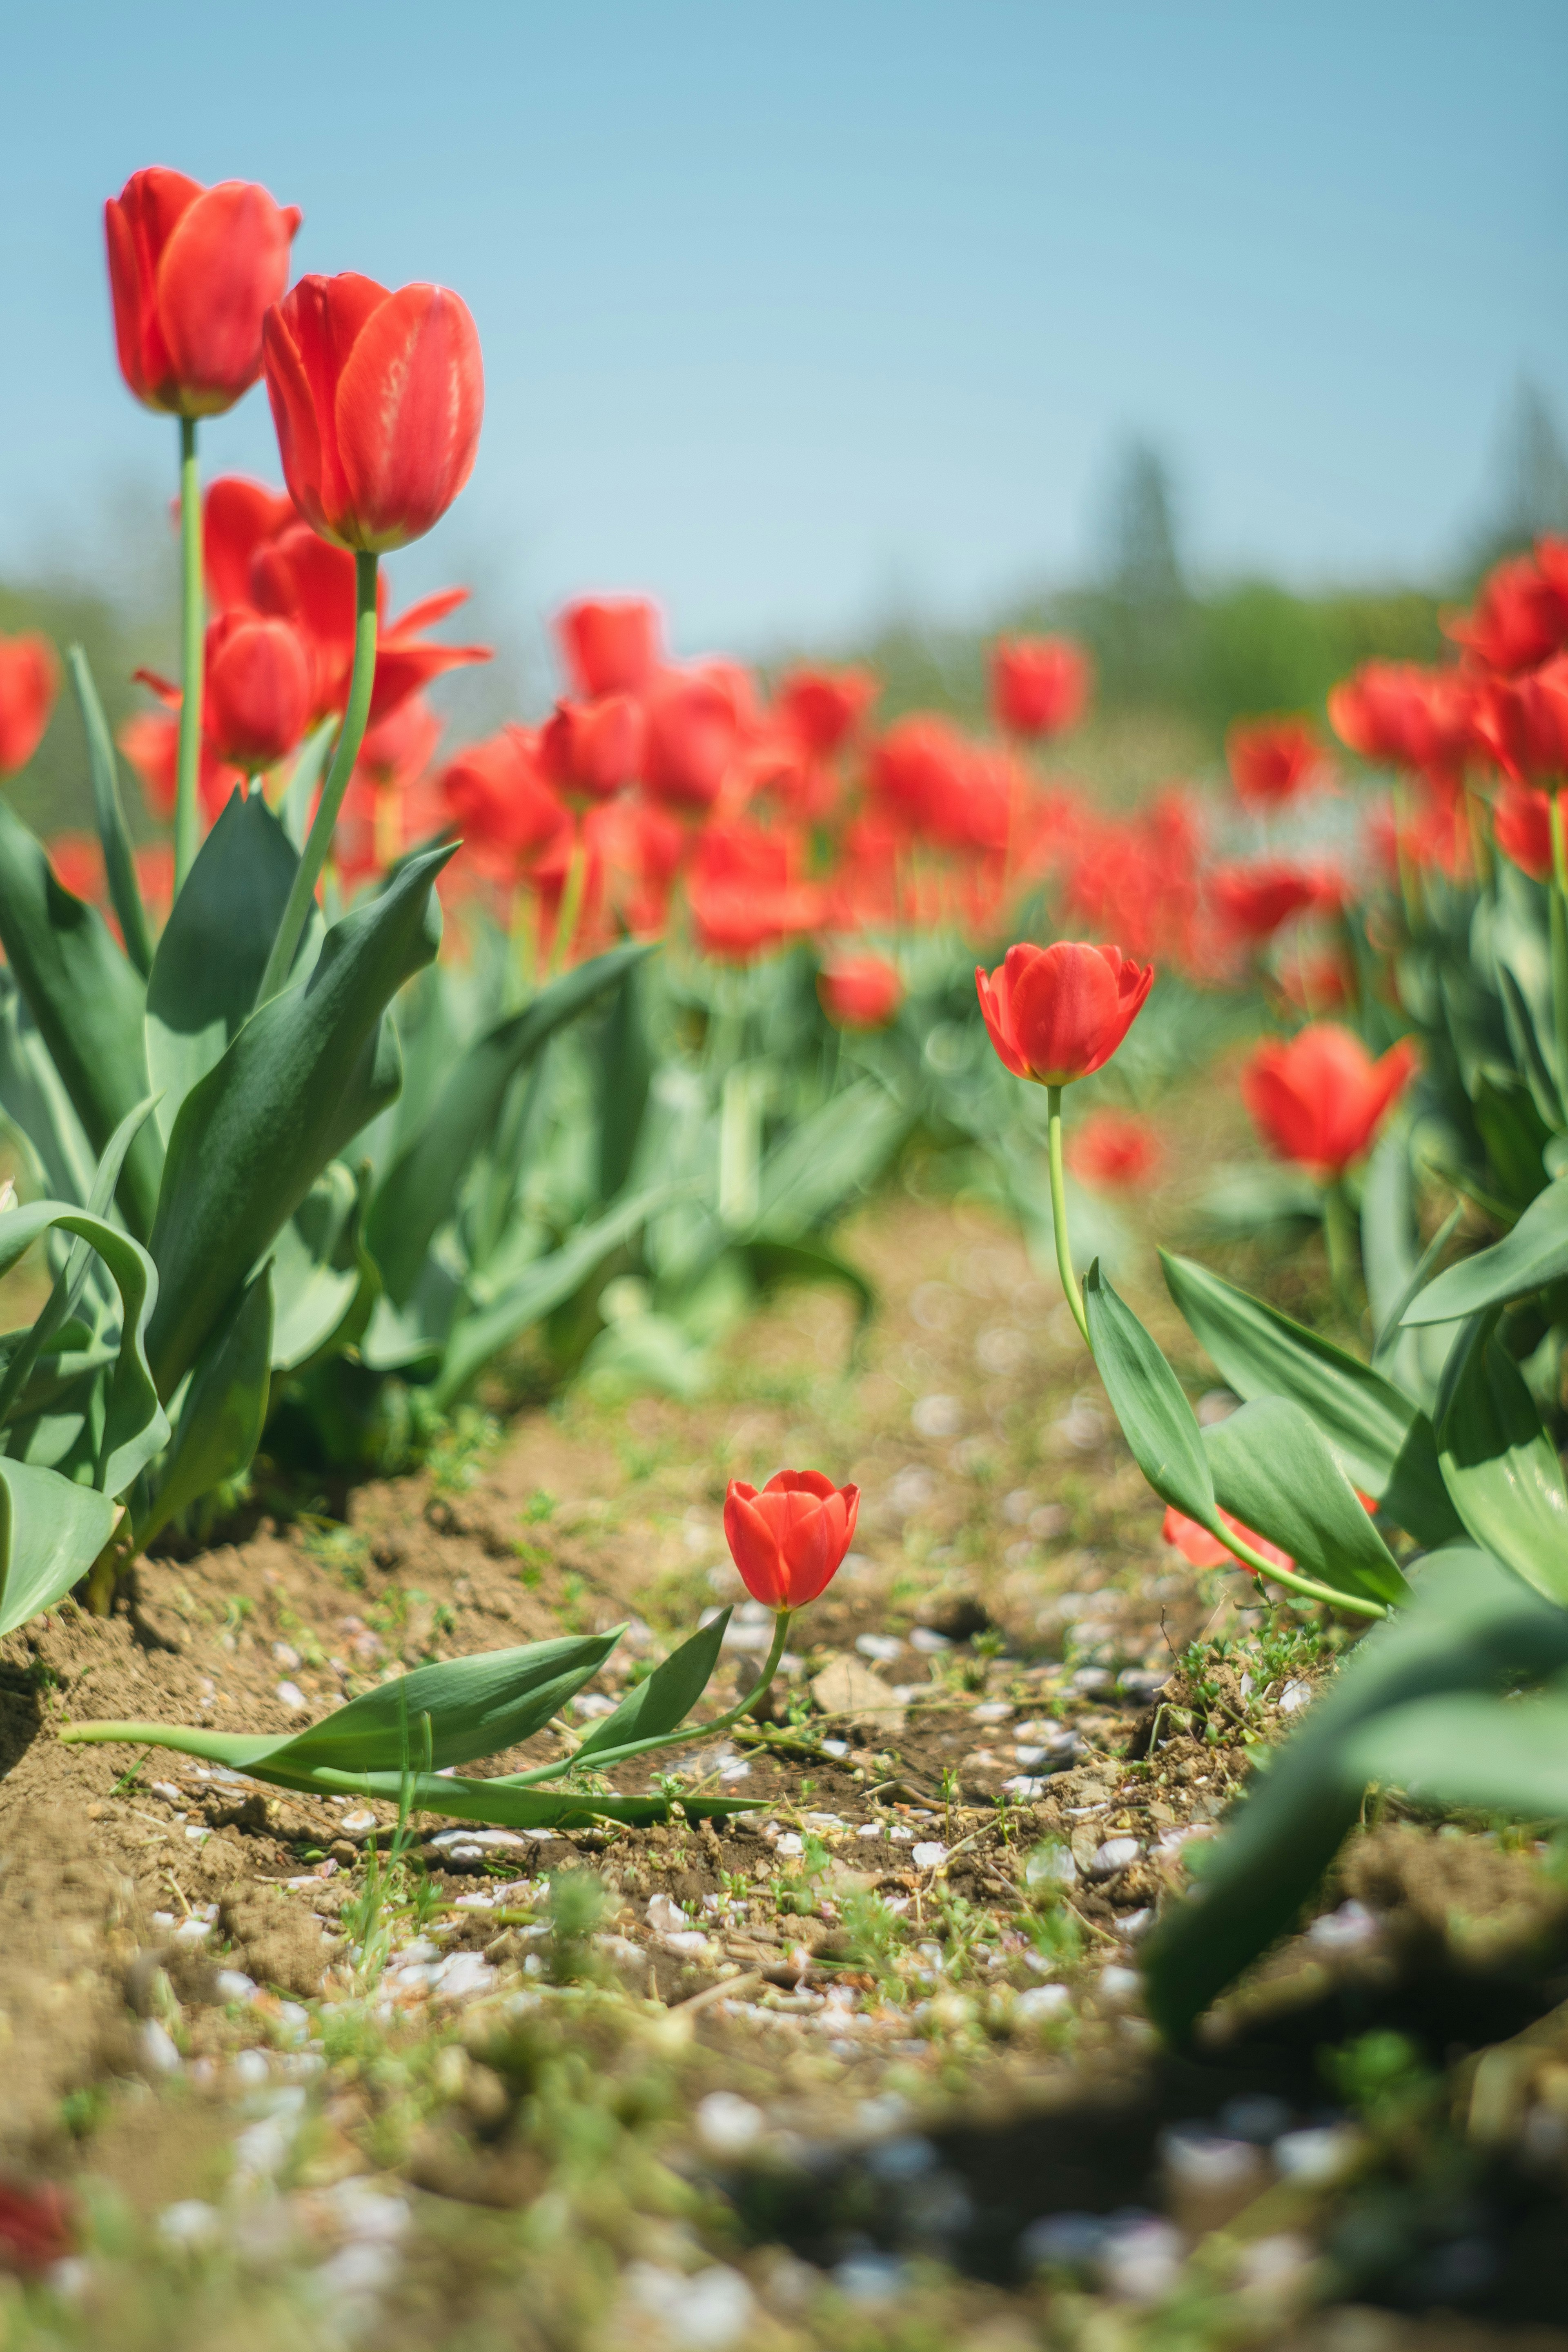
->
7, 161, 1568, 2352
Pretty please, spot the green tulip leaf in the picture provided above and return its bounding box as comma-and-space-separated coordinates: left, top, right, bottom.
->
67, 646, 153, 981
1434, 1316, 1568, 1606
1082, 1260, 1220, 1530
0, 1458, 119, 1642
268, 1163, 362, 1374
1202, 1397, 1411, 1608
568, 1609, 731, 1764
0, 1194, 166, 1495
134, 1265, 274, 1552
1404, 1177, 1568, 1325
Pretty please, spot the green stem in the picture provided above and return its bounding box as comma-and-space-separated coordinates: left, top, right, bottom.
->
548, 829, 590, 978
1215, 1525, 1386, 1621
256, 550, 379, 1006
1548, 787, 1568, 1095
1046, 1084, 1091, 1345
174, 417, 203, 895
501, 1607, 795, 1787
1321, 1178, 1360, 1314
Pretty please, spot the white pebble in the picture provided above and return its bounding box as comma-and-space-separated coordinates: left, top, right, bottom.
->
1279, 1679, 1312, 1713
139, 2019, 181, 2074
1272, 2123, 1362, 2185
1098, 1965, 1143, 2008
1091, 1838, 1141, 1876
624, 2262, 757, 2352
856, 1633, 904, 1663
158, 2200, 219, 2248
695, 2091, 766, 2157
1004, 1775, 1049, 1798
1014, 1983, 1071, 2023
276, 1681, 308, 1711
910, 1841, 949, 1870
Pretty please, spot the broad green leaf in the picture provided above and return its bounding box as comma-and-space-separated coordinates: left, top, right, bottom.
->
1361, 1128, 1460, 1414
431, 1182, 676, 1408
0, 799, 160, 1238
752, 1080, 909, 1236
145, 844, 453, 1399
1082, 1261, 1219, 1529
743, 1234, 876, 1338
1141, 1546, 1568, 2039
1162, 1249, 1461, 1546
569, 1610, 731, 1763
1203, 1398, 1411, 1608
145, 790, 303, 1143
269, 1163, 361, 1373
597, 952, 653, 1201
67, 646, 153, 980
292, 1775, 762, 1829
0, 978, 95, 1207
280, 719, 336, 852
1435, 1317, 1568, 1605
1471, 1071, 1551, 1214
0, 1196, 166, 1495
62, 1631, 624, 1778
1405, 1177, 1568, 1325
0, 1458, 118, 1640
1344, 1689, 1568, 1816
1496, 962, 1564, 1131
134, 1266, 273, 1551
367, 941, 653, 1305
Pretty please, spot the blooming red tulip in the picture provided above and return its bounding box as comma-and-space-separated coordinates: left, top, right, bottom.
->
1492, 778, 1555, 881
1474, 657, 1568, 785
723, 1468, 860, 1610
439, 726, 564, 863
539, 694, 646, 802
356, 694, 444, 795
1211, 859, 1327, 943
1328, 661, 1479, 778
818, 953, 904, 1031
687, 821, 823, 960
642, 670, 742, 810
263, 274, 484, 552
247, 521, 488, 722
1163, 1505, 1292, 1577
202, 611, 312, 771
776, 666, 879, 758
991, 636, 1091, 740
1444, 553, 1568, 676
556, 597, 662, 699
106, 168, 301, 417
976, 942, 1153, 1087
868, 715, 971, 837
203, 475, 296, 610
1242, 1023, 1419, 1180
1067, 1109, 1162, 1190
1226, 715, 1330, 809
0, 633, 60, 776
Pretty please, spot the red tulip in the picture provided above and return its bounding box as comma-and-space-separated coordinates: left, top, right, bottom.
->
356, 694, 444, 794
1328, 661, 1479, 778
105, 168, 301, 417
135, 842, 175, 922
687, 821, 823, 960
1474, 657, 1568, 784
818, 953, 904, 1031
0, 2176, 75, 2276
976, 941, 1153, 1087
1066, 1109, 1161, 1190
1242, 1023, 1419, 1179
203, 475, 296, 610
557, 597, 662, 699
589, 795, 684, 936
868, 715, 971, 836
990, 636, 1091, 739
1211, 859, 1327, 943
118, 705, 241, 823
0, 633, 60, 776
776, 666, 879, 758
439, 727, 564, 863
1226, 715, 1330, 809
642, 670, 742, 810
368, 590, 490, 728
202, 612, 312, 771
263, 274, 484, 552
1492, 777, 1555, 881
1444, 553, 1568, 676
539, 694, 646, 801
47, 833, 104, 905
248, 522, 488, 722
723, 1469, 860, 1610
1163, 1504, 1292, 1577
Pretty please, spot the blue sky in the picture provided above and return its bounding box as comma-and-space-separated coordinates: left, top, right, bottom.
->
3, 0, 1566, 667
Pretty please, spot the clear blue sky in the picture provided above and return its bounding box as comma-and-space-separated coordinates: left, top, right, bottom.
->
3, 0, 1565, 665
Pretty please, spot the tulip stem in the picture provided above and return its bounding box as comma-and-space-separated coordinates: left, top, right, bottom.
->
174, 417, 203, 897
1212, 1528, 1387, 1621
499, 1608, 795, 1786
1046, 1085, 1091, 1346
257, 551, 379, 1007
548, 829, 589, 978
1321, 1178, 1361, 1315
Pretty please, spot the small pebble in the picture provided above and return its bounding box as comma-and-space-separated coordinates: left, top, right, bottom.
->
276, 1681, 308, 1712
910, 1841, 949, 1870
695, 2092, 766, 2157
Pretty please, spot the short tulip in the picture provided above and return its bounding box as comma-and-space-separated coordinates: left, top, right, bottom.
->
1445, 553, 1568, 676
539, 694, 646, 801
990, 636, 1091, 740
106, 168, 301, 417
439, 726, 564, 864
1475, 657, 1568, 785
203, 612, 312, 772
818, 954, 904, 1031
776, 666, 878, 758
643, 670, 742, 810
1492, 778, 1555, 882
1066, 1109, 1161, 1190
1242, 1023, 1419, 1180
724, 1469, 860, 1610
264, 273, 484, 553
0, 632, 61, 776
203, 475, 297, 611
1211, 859, 1328, 943
1226, 715, 1330, 809
1163, 1505, 1292, 1577
976, 942, 1153, 1087
556, 597, 662, 699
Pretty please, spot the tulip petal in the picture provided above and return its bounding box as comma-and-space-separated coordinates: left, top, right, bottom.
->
1009, 940, 1121, 1082
335, 285, 485, 553
267, 276, 387, 548
157, 182, 300, 416
976, 964, 1032, 1081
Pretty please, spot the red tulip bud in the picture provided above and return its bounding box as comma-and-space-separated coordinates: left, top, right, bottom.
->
203, 612, 312, 771
976, 941, 1152, 1087
723, 1470, 860, 1610
0, 632, 61, 777
105, 168, 301, 418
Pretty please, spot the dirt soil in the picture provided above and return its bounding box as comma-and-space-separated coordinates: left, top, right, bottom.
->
2, 1188, 1568, 2350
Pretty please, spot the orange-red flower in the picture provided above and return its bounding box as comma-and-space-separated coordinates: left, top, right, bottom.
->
1242, 1023, 1419, 1180
1066, 1108, 1161, 1189
1474, 656, 1568, 784
1328, 661, 1479, 779
1163, 1505, 1292, 1576
1226, 715, 1330, 809
539, 694, 646, 802
106, 168, 301, 417
723, 1469, 860, 1610
990, 636, 1091, 740
818, 953, 904, 1030
439, 727, 564, 865
1444, 552, 1568, 676
976, 942, 1153, 1087
47, 833, 104, 905
687, 822, 823, 960
775, 666, 878, 758
1492, 777, 1555, 881
642, 670, 742, 811
263, 274, 483, 552
1211, 859, 1329, 943
0, 633, 60, 777
119, 700, 241, 824
556, 597, 662, 699
203, 612, 311, 771
868, 715, 971, 837
0, 2175, 75, 2276
246, 521, 488, 723
203, 474, 296, 608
